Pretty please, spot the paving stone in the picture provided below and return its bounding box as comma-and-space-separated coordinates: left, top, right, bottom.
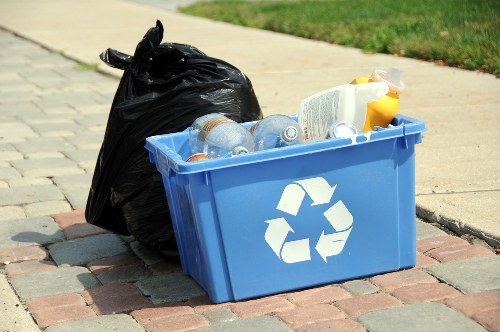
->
0, 121, 38, 142
131, 305, 195, 325
94, 264, 153, 285
135, 272, 206, 304
390, 282, 462, 304
11, 157, 84, 177
9, 266, 101, 301
444, 290, 500, 318
415, 252, 440, 268
427, 244, 494, 263
63, 223, 108, 240
198, 316, 293, 332
472, 308, 500, 332
82, 283, 152, 315
0, 143, 23, 161
87, 252, 143, 272
43, 314, 145, 332
417, 235, 469, 253
0, 274, 40, 332
28, 122, 84, 136
148, 260, 184, 275
65, 134, 104, 150
24, 151, 66, 159
370, 269, 438, 292
26, 293, 96, 329
0, 179, 8, 188
230, 295, 295, 318
0, 205, 26, 221
129, 241, 165, 266
52, 173, 93, 209
0, 245, 48, 264
0, 216, 64, 248
277, 303, 345, 329
426, 256, 500, 294
13, 137, 75, 154
53, 208, 86, 228
6, 260, 57, 277
48, 233, 128, 266
0, 164, 21, 179
286, 285, 351, 306
297, 319, 366, 332
202, 307, 238, 324
24, 200, 72, 218
7, 177, 53, 187
341, 280, 380, 296
357, 302, 486, 332
63, 149, 99, 163
0, 185, 63, 206
141, 312, 210, 332
334, 293, 403, 317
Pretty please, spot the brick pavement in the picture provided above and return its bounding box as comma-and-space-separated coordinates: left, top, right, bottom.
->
0, 26, 499, 332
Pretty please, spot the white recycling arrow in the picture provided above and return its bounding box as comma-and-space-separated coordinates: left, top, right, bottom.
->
315, 227, 352, 262
264, 218, 293, 258
277, 177, 337, 216
281, 239, 311, 263
295, 177, 337, 206
316, 200, 354, 262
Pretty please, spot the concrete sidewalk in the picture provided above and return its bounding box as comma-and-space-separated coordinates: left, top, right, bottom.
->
0, 0, 499, 331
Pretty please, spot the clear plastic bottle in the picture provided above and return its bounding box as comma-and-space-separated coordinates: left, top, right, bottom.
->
189, 113, 233, 155
202, 121, 255, 158
251, 114, 304, 151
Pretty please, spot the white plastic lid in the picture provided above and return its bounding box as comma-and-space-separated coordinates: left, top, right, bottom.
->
371, 68, 405, 94
232, 146, 249, 155
281, 126, 299, 142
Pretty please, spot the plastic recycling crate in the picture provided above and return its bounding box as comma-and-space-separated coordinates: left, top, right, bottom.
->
146, 114, 426, 303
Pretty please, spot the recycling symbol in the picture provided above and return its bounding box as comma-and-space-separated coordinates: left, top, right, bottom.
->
264, 177, 353, 263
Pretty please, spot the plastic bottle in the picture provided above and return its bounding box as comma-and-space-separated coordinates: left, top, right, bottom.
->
251, 114, 304, 151
199, 121, 255, 158
189, 113, 233, 155
298, 82, 389, 142
351, 68, 405, 132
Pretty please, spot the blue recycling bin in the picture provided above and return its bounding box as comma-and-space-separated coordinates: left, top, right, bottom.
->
145, 114, 426, 303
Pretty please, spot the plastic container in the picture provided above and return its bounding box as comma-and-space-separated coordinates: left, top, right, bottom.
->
298, 82, 389, 142
146, 114, 426, 303
351, 68, 405, 132
251, 114, 304, 151
189, 115, 254, 159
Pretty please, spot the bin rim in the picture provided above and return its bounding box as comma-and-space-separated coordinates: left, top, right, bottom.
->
146, 114, 426, 175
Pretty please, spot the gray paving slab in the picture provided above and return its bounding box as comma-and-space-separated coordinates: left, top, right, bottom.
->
0, 184, 64, 206
44, 314, 145, 332
48, 233, 128, 266
341, 280, 380, 296
357, 302, 486, 332
95, 264, 153, 285
203, 307, 238, 324
135, 272, 205, 304
0, 216, 64, 248
197, 316, 293, 332
11, 157, 84, 177
0, 274, 40, 332
426, 256, 500, 294
129, 241, 165, 266
52, 173, 93, 209
13, 137, 76, 154
9, 266, 101, 301
416, 218, 447, 240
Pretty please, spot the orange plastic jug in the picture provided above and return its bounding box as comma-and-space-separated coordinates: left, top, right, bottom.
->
351, 68, 405, 132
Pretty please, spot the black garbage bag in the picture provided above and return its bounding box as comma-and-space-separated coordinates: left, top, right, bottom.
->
85, 20, 262, 255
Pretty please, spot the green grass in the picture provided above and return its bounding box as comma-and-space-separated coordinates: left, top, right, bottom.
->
180, 0, 500, 76
76, 63, 99, 71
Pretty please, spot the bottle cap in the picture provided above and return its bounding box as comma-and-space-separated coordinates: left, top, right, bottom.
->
328, 121, 358, 139
232, 146, 249, 155
281, 126, 299, 142
371, 68, 405, 94
186, 153, 211, 162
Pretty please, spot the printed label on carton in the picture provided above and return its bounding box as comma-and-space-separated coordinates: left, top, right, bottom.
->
299, 89, 340, 142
